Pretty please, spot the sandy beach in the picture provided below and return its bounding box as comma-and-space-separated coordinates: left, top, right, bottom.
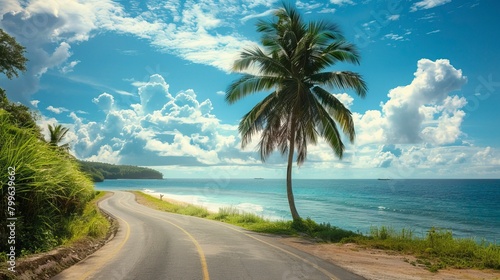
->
141, 191, 500, 280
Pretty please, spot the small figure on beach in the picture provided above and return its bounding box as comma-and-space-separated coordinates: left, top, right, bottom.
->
159, 194, 164, 201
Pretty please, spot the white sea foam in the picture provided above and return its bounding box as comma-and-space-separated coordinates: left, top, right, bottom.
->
236, 203, 264, 213
156, 192, 225, 213
152, 192, 283, 220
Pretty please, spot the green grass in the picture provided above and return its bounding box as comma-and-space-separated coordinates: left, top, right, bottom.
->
209, 206, 297, 235
133, 191, 211, 218
133, 191, 500, 272
65, 191, 111, 243
349, 226, 500, 271
0, 110, 96, 254
133, 191, 358, 241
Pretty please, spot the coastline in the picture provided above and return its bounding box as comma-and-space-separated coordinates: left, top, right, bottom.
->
141, 190, 220, 213
139, 190, 500, 280
141, 189, 281, 220
97, 178, 500, 242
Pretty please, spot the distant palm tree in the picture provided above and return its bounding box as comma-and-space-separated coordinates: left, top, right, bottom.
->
48, 124, 70, 151
226, 4, 367, 221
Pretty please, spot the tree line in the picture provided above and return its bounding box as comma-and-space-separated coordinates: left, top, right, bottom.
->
78, 161, 163, 182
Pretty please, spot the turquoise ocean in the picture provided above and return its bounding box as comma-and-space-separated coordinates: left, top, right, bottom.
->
96, 179, 500, 242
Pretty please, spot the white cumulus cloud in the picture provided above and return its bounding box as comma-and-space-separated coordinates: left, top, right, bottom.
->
69, 74, 241, 167
382, 58, 467, 144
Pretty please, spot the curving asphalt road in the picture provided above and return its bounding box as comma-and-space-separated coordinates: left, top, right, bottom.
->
53, 191, 365, 280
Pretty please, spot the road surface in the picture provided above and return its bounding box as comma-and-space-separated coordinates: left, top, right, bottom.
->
53, 191, 365, 280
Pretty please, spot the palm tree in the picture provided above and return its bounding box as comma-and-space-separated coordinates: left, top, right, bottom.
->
48, 124, 70, 151
226, 4, 367, 221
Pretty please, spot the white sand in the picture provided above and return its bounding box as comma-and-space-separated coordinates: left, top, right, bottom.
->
141, 189, 281, 220
141, 190, 226, 213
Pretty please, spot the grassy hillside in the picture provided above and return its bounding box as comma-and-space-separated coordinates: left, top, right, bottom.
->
0, 109, 99, 254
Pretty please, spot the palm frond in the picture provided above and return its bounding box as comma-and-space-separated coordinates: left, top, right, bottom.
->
311, 86, 355, 142
226, 75, 282, 104
48, 124, 70, 146
310, 96, 345, 158
259, 111, 288, 161
307, 20, 343, 46
309, 71, 367, 98
239, 92, 280, 148
233, 47, 291, 75
321, 40, 361, 65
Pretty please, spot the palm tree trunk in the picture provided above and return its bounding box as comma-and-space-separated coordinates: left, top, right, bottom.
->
287, 120, 301, 221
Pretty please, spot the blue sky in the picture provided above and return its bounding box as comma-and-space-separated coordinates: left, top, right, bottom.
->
1, 0, 499, 179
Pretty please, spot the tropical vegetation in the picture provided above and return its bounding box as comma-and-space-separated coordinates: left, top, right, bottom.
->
226, 4, 367, 221
48, 124, 70, 151
78, 161, 163, 182
0, 28, 109, 262
0, 109, 97, 254
0, 28, 27, 80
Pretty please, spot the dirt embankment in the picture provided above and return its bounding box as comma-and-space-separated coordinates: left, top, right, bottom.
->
279, 237, 500, 280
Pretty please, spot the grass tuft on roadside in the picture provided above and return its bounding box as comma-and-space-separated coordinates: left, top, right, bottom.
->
65, 191, 111, 243
349, 226, 500, 271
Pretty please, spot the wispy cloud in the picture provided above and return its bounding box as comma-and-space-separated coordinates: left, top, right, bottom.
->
296, 1, 322, 12
426, 29, 441, 34
115, 90, 135, 96
411, 0, 452, 12
419, 12, 438, 21
117, 49, 140, 56
318, 8, 336, 14
330, 0, 355, 6
384, 33, 405, 41
240, 10, 275, 23
64, 75, 135, 97
60, 60, 80, 74
46, 106, 69, 114
388, 14, 400, 21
